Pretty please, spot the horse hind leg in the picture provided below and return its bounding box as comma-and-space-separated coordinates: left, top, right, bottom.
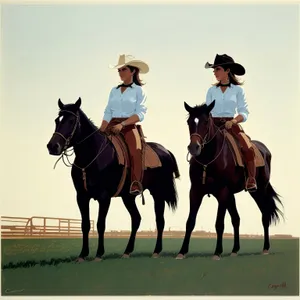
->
249, 181, 283, 255
248, 188, 270, 254
150, 192, 165, 258
148, 172, 176, 257
149, 163, 178, 258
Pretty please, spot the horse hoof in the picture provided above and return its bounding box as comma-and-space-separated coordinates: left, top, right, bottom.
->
212, 255, 221, 261
175, 254, 185, 260
94, 257, 102, 262
121, 254, 130, 259
75, 257, 85, 263
152, 253, 159, 258
230, 252, 238, 257
262, 250, 269, 255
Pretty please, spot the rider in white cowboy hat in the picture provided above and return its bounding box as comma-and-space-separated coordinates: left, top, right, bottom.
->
109, 54, 149, 74
99, 54, 149, 196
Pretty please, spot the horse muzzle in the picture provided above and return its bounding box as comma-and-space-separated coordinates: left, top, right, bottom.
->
187, 141, 202, 157
47, 140, 63, 156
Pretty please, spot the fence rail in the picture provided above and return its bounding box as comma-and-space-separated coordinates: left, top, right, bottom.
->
1, 216, 295, 239
1, 216, 96, 239
1, 216, 217, 239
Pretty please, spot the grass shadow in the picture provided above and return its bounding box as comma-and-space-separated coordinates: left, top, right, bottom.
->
125, 251, 280, 259
1, 256, 84, 269
1, 250, 282, 269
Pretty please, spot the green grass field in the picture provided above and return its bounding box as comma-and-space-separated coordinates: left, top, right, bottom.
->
1, 237, 299, 296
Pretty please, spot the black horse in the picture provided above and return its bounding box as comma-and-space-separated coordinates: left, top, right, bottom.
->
47, 98, 180, 261
176, 101, 283, 260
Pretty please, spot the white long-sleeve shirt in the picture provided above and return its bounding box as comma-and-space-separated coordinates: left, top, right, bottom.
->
205, 84, 249, 122
103, 83, 147, 123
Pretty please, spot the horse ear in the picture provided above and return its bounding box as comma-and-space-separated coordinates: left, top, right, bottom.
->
184, 101, 192, 113
206, 100, 215, 113
75, 97, 82, 110
58, 98, 64, 109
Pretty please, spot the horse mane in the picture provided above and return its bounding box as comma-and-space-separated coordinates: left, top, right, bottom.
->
186, 102, 209, 119
59, 104, 99, 131
78, 109, 98, 130
193, 103, 209, 115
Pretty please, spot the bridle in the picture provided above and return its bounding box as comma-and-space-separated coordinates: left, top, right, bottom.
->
190, 116, 213, 149
188, 116, 221, 150
187, 115, 226, 184
52, 109, 101, 150
52, 110, 80, 151
51, 109, 109, 191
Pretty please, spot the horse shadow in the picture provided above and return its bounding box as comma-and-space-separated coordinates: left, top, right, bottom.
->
2, 251, 280, 269
104, 250, 279, 259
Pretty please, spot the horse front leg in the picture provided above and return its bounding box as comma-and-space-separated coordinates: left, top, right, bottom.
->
94, 196, 111, 261
212, 188, 229, 260
226, 194, 241, 256
76, 193, 91, 262
121, 194, 141, 258
176, 185, 204, 259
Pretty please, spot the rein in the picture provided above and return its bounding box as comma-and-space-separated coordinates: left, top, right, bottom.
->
186, 116, 226, 184
52, 109, 109, 191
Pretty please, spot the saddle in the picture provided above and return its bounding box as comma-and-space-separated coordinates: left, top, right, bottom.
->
224, 130, 265, 168
107, 125, 162, 197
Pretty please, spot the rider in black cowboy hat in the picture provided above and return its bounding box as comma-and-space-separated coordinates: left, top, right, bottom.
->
205, 53, 257, 192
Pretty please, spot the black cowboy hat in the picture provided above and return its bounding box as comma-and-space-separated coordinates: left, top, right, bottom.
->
205, 54, 245, 76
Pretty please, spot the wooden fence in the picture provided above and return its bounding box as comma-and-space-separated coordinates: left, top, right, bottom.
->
1, 216, 96, 239
0, 216, 215, 239
1, 216, 295, 239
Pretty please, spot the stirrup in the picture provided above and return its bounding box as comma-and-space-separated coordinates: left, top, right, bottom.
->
246, 185, 257, 192
129, 181, 143, 194
245, 178, 257, 192
129, 181, 146, 205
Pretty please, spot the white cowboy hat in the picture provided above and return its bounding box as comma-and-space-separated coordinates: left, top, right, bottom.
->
109, 54, 149, 74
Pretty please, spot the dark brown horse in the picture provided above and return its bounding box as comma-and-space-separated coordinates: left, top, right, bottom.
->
46, 98, 180, 261
176, 100, 283, 260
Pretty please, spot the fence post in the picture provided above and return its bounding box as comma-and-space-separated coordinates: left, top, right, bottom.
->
30, 218, 33, 237
43, 218, 46, 236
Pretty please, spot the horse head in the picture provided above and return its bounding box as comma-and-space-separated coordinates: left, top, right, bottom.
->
184, 100, 215, 156
47, 97, 82, 155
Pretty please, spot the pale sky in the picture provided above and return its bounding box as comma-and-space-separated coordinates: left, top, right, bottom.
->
1, 3, 299, 236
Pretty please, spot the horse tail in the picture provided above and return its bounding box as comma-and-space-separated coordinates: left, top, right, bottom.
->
160, 150, 180, 212
264, 182, 284, 225
164, 173, 179, 212
168, 150, 180, 179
